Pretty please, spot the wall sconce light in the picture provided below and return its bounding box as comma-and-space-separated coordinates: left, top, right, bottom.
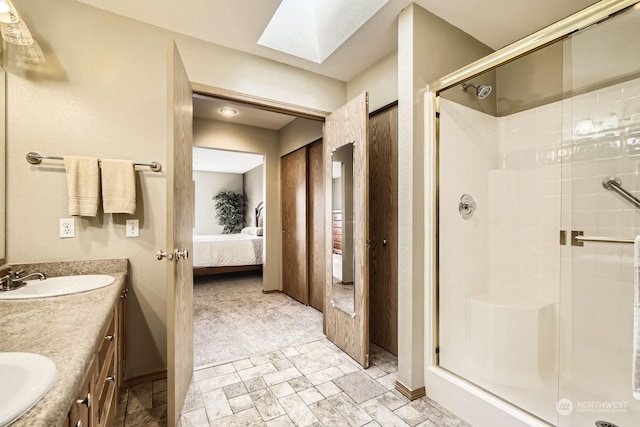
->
1, 18, 33, 45
17, 38, 45, 64
0, 0, 46, 64
0, 0, 18, 24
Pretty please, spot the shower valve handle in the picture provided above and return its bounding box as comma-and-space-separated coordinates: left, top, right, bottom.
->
459, 194, 477, 220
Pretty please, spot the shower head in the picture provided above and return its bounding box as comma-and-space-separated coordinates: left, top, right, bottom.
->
461, 83, 493, 99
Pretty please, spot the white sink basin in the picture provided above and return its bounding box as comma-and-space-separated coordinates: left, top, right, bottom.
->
0, 352, 56, 426
0, 275, 115, 299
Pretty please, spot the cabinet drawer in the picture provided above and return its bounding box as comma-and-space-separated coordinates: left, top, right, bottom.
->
332, 212, 342, 220
70, 357, 96, 427
98, 310, 116, 372
332, 227, 342, 236
96, 353, 116, 427
332, 221, 342, 228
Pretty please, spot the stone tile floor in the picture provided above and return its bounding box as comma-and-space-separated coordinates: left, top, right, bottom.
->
118, 338, 471, 426
117, 376, 168, 426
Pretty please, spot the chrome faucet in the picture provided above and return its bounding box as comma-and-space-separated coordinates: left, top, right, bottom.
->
0, 270, 46, 291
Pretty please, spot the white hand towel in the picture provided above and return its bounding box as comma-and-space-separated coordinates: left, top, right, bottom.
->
64, 156, 100, 217
634, 235, 640, 400
101, 159, 136, 214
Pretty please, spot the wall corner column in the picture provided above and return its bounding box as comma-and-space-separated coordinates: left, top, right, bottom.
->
396, 3, 426, 395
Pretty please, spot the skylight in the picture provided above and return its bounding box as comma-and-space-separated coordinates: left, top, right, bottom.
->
258, 0, 389, 64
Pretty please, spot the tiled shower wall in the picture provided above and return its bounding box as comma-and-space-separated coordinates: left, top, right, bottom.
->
561, 77, 640, 426
438, 98, 497, 372
439, 76, 640, 425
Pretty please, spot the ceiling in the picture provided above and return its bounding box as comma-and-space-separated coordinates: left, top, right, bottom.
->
193, 147, 264, 174
77, 0, 598, 82
193, 95, 296, 130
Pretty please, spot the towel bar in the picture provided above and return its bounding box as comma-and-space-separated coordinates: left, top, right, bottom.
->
574, 235, 634, 244
26, 152, 162, 172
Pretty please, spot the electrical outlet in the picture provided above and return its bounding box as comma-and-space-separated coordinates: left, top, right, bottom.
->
60, 218, 75, 238
126, 219, 139, 237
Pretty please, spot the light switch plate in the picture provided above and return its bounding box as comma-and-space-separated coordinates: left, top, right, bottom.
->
126, 219, 139, 237
60, 218, 75, 238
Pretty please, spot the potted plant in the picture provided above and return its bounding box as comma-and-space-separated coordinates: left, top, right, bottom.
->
212, 190, 246, 234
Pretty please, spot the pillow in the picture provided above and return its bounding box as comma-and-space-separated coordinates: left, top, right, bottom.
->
241, 227, 264, 236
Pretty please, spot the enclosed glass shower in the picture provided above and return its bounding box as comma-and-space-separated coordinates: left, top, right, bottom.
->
437, 5, 640, 426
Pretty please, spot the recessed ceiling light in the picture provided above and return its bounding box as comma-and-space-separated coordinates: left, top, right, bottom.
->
219, 108, 237, 117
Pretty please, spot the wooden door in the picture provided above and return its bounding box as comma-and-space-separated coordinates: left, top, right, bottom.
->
166, 40, 194, 427
281, 147, 308, 304
308, 140, 324, 312
369, 104, 398, 354
324, 92, 370, 367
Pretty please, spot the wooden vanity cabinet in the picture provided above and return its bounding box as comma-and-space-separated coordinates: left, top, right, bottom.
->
68, 357, 97, 427
94, 307, 117, 427
67, 287, 126, 427
117, 289, 127, 393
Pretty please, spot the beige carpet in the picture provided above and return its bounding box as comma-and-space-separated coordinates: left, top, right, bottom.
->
193, 273, 324, 369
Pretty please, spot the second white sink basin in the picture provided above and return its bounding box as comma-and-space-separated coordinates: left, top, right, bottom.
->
0, 352, 56, 426
0, 275, 115, 299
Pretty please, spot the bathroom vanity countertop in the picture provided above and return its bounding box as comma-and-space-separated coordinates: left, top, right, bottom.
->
0, 260, 127, 427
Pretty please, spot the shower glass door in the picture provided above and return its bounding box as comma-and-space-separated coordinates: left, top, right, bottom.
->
438, 5, 640, 426
437, 38, 565, 425
559, 5, 640, 426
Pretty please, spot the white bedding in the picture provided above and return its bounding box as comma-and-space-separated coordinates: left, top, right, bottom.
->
193, 234, 263, 268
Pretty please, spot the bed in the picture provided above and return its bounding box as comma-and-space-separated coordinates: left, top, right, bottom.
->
192, 203, 265, 276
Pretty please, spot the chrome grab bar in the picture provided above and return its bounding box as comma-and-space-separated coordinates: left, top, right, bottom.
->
602, 176, 640, 209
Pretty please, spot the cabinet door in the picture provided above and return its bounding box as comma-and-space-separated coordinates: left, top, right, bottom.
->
70, 357, 96, 427
117, 289, 127, 395
281, 147, 308, 304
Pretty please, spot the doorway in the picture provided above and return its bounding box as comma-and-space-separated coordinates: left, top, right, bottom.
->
190, 93, 326, 369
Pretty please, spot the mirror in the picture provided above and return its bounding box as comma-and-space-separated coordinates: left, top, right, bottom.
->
330, 142, 354, 315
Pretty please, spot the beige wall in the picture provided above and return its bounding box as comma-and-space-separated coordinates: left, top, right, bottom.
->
7, 0, 170, 378
193, 118, 281, 292
243, 164, 264, 228
7, 0, 345, 378
193, 170, 243, 235
347, 51, 399, 112
176, 38, 345, 114
496, 42, 563, 116
278, 118, 323, 157
397, 3, 494, 391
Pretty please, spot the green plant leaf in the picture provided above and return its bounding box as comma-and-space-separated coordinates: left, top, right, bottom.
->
212, 190, 247, 234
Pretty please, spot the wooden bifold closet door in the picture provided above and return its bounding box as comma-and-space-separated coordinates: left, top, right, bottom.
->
281, 147, 308, 305
280, 141, 325, 312
369, 103, 398, 355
